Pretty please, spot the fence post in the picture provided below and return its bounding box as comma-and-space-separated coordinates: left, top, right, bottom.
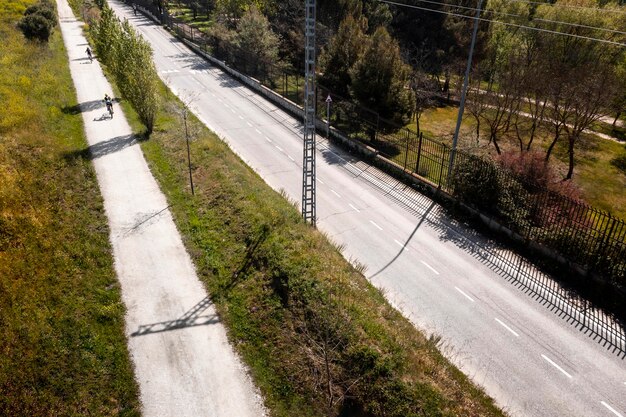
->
374, 114, 379, 142
403, 132, 409, 170
438, 145, 447, 188
415, 132, 423, 175
592, 215, 618, 274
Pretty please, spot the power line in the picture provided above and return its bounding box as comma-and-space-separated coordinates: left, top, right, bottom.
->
376, 0, 626, 47
403, 0, 626, 36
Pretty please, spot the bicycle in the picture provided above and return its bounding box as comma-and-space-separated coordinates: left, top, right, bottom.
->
104, 95, 114, 119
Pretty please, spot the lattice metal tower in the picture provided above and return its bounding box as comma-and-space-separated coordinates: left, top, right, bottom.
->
302, 0, 317, 226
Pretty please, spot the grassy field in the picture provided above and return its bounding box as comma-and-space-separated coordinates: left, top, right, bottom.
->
0, 1, 140, 415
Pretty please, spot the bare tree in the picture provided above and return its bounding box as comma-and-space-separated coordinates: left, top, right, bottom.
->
562, 68, 614, 179
409, 69, 438, 136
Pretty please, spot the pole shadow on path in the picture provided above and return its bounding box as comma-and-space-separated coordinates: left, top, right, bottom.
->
131, 297, 220, 336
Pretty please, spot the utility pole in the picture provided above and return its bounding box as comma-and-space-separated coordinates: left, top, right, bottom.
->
183, 108, 195, 196
302, 0, 317, 226
448, 0, 483, 182
325, 94, 332, 138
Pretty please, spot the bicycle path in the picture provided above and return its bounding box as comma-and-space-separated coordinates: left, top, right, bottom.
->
56, 1, 266, 416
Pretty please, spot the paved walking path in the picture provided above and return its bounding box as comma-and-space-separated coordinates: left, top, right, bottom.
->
56, 1, 266, 416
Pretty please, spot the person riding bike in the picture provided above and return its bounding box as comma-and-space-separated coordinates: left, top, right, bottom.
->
104, 94, 113, 118
86, 47, 93, 62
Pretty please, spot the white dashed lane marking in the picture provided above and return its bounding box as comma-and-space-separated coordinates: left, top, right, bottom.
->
420, 260, 439, 275
455, 287, 474, 302
541, 354, 572, 379
601, 401, 623, 417
394, 240, 409, 252
369, 220, 383, 231
495, 318, 520, 337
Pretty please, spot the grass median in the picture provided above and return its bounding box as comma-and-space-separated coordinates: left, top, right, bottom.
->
112, 67, 507, 415
0, 1, 140, 415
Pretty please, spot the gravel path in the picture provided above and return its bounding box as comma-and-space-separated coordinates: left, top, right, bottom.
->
56, 1, 266, 416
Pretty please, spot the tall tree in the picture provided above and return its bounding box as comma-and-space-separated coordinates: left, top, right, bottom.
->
319, 14, 368, 98
233, 5, 281, 81
350, 26, 414, 129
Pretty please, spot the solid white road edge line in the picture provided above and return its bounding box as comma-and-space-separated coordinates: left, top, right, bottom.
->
541, 354, 573, 379
420, 260, 439, 275
601, 401, 624, 417
454, 287, 475, 302
495, 318, 520, 337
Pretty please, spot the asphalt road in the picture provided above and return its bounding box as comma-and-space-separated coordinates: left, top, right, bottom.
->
108, 2, 626, 416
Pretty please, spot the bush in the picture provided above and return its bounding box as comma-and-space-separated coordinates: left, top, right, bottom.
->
17, 1, 57, 42
498, 151, 581, 200
451, 153, 533, 233
450, 154, 500, 214
17, 13, 53, 42
24, 1, 57, 26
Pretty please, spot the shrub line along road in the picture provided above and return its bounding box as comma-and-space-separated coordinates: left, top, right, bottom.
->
56, 1, 267, 416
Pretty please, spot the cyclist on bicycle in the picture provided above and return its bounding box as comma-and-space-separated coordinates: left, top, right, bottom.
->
86, 47, 93, 62
104, 94, 113, 117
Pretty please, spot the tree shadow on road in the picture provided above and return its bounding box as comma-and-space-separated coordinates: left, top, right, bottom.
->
63, 133, 148, 162
62, 97, 121, 115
